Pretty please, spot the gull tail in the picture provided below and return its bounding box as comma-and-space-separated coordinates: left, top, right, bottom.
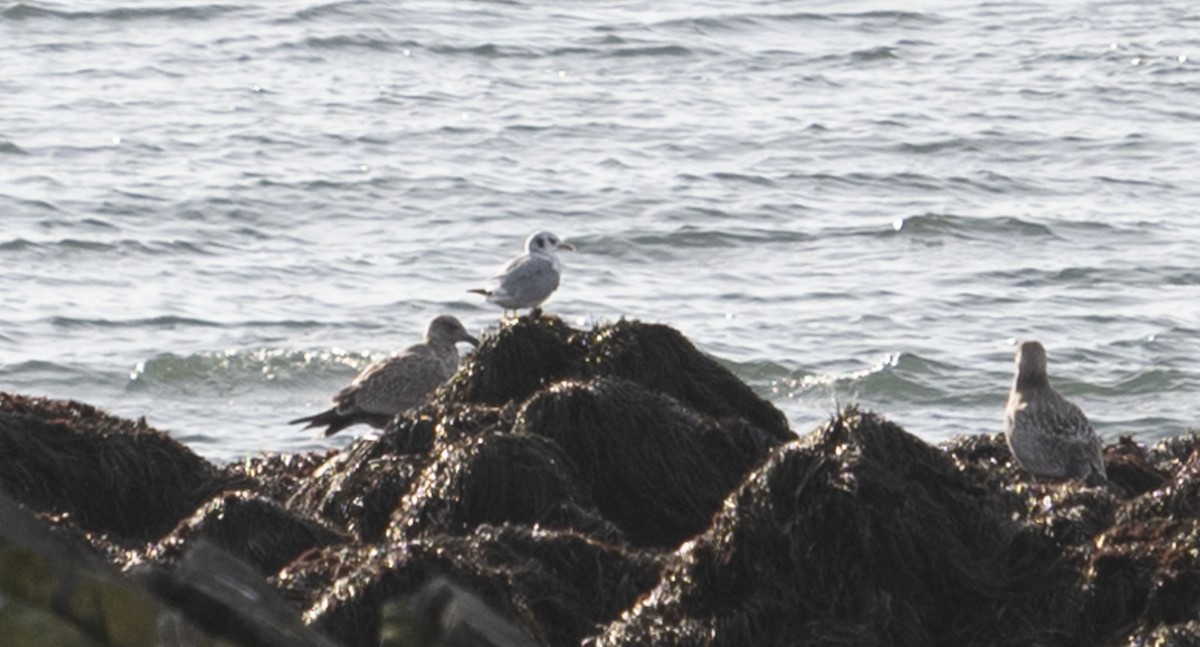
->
288, 407, 362, 438
467, 288, 492, 297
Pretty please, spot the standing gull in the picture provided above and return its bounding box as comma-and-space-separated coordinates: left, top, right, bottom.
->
1005, 340, 1107, 485
469, 230, 574, 317
289, 315, 479, 437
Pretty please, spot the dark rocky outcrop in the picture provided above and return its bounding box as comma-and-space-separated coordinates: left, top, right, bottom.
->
3, 316, 1200, 647
580, 320, 791, 441
593, 409, 1074, 647
141, 491, 348, 575
0, 393, 236, 545
292, 524, 662, 647
515, 377, 781, 547
387, 431, 617, 543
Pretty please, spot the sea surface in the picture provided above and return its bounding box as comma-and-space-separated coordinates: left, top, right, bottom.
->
2, 0, 1198, 463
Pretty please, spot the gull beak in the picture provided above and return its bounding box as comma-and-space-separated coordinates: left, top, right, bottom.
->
558, 241, 576, 252
462, 332, 481, 347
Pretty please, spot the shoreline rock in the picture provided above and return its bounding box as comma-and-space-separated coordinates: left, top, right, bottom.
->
1, 315, 1198, 646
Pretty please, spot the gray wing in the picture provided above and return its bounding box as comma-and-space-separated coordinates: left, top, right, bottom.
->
1009, 391, 1105, 480
334, 346, 454, 416
490, 254, 560, 309
1034, 392, 1095, 439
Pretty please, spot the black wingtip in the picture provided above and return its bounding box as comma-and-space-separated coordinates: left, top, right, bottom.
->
288, 407, 341, 432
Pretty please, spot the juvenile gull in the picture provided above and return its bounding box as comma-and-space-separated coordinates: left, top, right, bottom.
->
1005, 340, 1107, 485
289, 315, 479, 437
468, 230, 574, 317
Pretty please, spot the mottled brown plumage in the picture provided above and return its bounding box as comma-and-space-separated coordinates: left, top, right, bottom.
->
290, 315, 479, 437
1005, 340, 1106, 484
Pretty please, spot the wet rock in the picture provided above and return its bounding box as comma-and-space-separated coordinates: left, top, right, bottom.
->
296, 524, 663, 647
582, 320, 791, 441
385, 400, 511, 455
287, 439, 428, 542
1116, 620, 1200, 646
222, 450, 334, 503
445, 314, 583, 406
1104, 436, 1171, 497
1, 494, 227, 646
0, 393, 234, 545
381, 577, 539, 647
1082, 435, 1200, 639
9, 316, 1200, 647
287, 402, 511, 542
140, 491, 348, 575
443, 317, 789, 447
515, 377, 782, 547
945, 431, 1121, 549
141, 539, 342, 647
1083, 519, 1200, 640
388, 431, 618, 543
592, 409, 1076, 646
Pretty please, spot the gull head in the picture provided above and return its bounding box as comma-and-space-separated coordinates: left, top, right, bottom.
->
1014, 340, 1049, 388
427, 315, 480, 347
525, 231, 575, 255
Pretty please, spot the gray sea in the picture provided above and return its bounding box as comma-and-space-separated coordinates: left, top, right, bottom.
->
2, 0, 1198, 463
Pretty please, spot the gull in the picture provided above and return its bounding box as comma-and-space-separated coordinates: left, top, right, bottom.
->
289, 315, 479, 437
1005, 340, 1107, 485
469, 231, 574, 317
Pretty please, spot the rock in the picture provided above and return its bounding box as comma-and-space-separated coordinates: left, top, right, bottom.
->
7, 317, 1200, 647
0, 393, 235, 545
222, 450, 334, 503
0, 493, 225, 646
516, 377, 782, 547
140, 539, 342, 647
388, 431, 618, 543
295, 524, 662, 647
381, 577, 540, 647
140, 491, 348, 575
581, 320, 791, 441
445, 314, 583, 406
287, 438, 429, 543
591, 409, 1078, 646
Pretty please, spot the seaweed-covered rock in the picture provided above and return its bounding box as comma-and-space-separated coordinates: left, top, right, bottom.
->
445, 315, 583, 406
515, 377, 782, 547
1083, 519, 1200, 640
593, 409, 1075, 647
1082, 437, 1200, 639
141, 539, 342, 647
944, 431, 1121, 549
442, 318, 791, 451
1, 494, 252, 646
287, 442, 427, 543
0, 393, 233, 545
381, 577, 539, 647
388, 432, 617, 543
10, 312, 1200, 647
582, 320, 791, 441
1116, 620, 1200, 646
1104, 436, 1171, 497
288, 401, 512, 541
222, 450, 334, 503
385, 400, 512, 455
140, 491, 347, 575
297, 524, 663, 647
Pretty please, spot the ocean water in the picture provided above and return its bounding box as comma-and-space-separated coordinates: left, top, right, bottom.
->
2, 0, 1198, 463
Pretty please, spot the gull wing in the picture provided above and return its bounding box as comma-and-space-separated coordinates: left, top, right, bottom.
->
334, 346, 452, 416
490, 253, 560, 307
